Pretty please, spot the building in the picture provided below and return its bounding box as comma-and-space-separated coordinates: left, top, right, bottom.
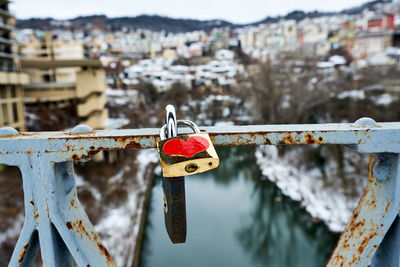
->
367, 14, 395, 32
282, 20, 298, 51
18, 34, 108, 130
299, 19, 329, 56
21, 59, 108, 130
20, 33, 84, 83
352, 30, 393, 59
0, 0, 28, 131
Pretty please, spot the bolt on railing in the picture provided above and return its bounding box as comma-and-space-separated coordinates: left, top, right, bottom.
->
1, 117, 400, 266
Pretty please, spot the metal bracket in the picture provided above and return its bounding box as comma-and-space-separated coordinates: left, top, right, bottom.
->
327, 153, 400, 266
8, 155, 114, 267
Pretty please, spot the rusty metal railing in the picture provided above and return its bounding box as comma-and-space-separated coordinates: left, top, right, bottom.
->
1, 117, 400, 266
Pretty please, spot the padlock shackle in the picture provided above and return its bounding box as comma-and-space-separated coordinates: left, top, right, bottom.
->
165, 104, 178, 138
160, 120, 201, 140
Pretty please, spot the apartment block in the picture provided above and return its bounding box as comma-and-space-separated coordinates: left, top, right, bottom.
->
0, 0, 28, 131
20, 34, 84, 83
21, 58, 108, 130
18, 32, 107, 130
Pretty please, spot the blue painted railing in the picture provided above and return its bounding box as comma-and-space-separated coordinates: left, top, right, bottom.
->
1, 117, 400, 266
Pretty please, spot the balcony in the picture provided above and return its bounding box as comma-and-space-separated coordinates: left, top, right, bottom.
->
0, 72, 28, 85
81, 108, 109, 130
76, 69, 106, 98
0, 36, 14, 45
0, 63, 18, 72
0, 51, 17, 59
0, 8, 11, 18
77, 92, 106, 117
23, 82, 76, 103
0, 22, 14, 31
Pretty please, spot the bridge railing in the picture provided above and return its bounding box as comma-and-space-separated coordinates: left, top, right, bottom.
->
1, 117, 399, 266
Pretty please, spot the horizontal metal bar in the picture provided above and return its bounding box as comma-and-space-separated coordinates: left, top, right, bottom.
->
0, 122, 399, 163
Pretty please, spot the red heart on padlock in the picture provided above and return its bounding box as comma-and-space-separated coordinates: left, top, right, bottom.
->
163, 136, 210, 158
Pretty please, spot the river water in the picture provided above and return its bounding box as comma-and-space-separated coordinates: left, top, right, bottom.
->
140, 146, 339, 267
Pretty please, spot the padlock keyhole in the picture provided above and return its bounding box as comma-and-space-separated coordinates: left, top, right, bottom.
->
185, 163, 198, 173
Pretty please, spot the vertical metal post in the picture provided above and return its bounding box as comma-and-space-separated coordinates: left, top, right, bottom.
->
371, 216, 400, 266
8, 154, 115, 267
327, 153, 400, 267
369, 153, 400, 267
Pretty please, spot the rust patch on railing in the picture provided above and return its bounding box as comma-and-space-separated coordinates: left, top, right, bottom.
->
93, 231, 114, 266
67, 136, 156, 160
326, 155, 385, 266
76, 220, 91, 240
305, 133, 323, 144
207, 130, 331, 146
124, 141, 141, 149
65, 221, 115, 265
282, 133, 295, 144
70, 198, 78, 210
66, 220, 92, 240
18, 243, 29, 264
385, 201, 391, 214
33, 209, 39, 220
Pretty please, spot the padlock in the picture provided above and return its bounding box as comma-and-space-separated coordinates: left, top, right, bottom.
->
158, 120, 219, 177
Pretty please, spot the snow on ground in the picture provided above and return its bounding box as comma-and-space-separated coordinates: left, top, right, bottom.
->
373, 93, 397, 106
255, 145, 367, 232
334, 90, 397, 105
94, 149, 158, 266
337, 90, 365, 100
106, 88, 140, 97
0, 214, 24, 246
106, 88, 141, 107
105, 118, 130, 129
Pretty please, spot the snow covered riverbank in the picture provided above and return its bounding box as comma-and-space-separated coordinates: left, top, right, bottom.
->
83, 149, 158, 266
255, 145, 368, 232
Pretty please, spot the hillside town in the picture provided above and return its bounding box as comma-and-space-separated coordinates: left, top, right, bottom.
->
13, 1, 400, 94
0, 0, 395, 133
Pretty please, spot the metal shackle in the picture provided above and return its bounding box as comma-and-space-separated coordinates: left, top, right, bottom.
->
160, 120, 200, 140
165, 104, 178, 139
